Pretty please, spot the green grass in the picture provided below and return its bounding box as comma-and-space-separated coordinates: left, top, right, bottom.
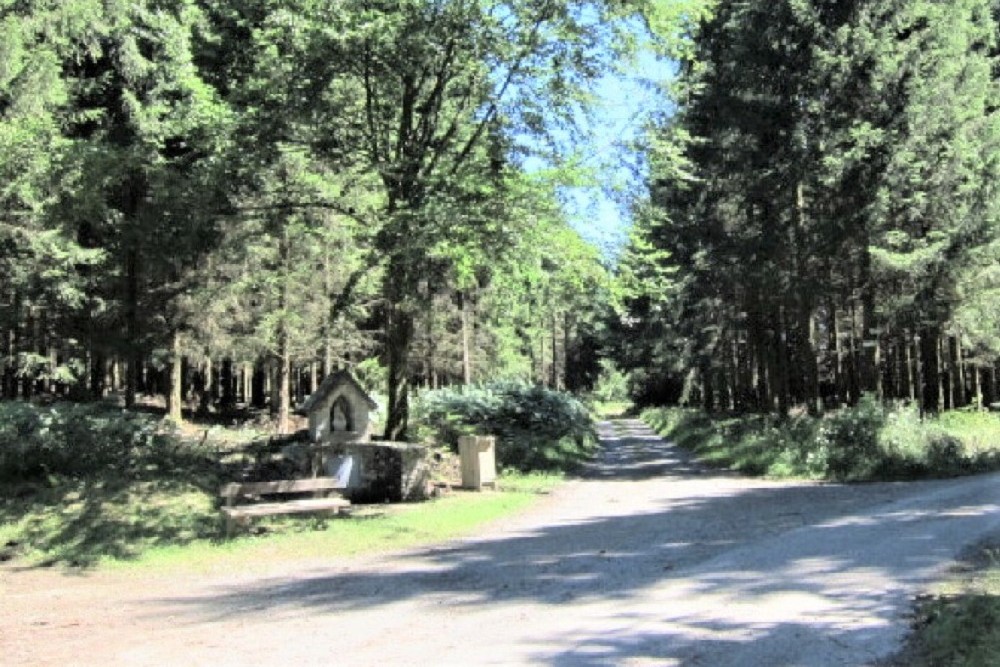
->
0, 399, 569, 571
0, 471, 562, 572
935, 411, 1000, 456
891, 539, 1000, 666
642, 400, 1000, 482
123, 481, 556, 575
0, 476, 221, 567
589, 400, 634, 419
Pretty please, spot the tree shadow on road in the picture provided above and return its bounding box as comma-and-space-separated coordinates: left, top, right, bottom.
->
150, 420, 1000, 665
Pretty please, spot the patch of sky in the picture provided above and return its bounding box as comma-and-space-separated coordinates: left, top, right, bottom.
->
516, 17, 677, 263
559, 48, 676, 261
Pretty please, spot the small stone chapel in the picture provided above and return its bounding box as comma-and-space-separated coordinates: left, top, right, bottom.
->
296, 369, 428, 503
297, 369, 378, 446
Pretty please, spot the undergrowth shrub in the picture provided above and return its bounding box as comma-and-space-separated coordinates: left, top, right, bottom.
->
642, 397, 1000, 482
413, 382, 596, 472
0, 402, 179, 481
818, 395, 885, 479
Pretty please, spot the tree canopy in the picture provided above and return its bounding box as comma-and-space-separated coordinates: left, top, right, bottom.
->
7, 0, 1000, 432
617, 0, 1000, 415
0, 0, 621, 435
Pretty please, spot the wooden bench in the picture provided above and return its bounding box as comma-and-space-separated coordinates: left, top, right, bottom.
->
220, 477, 350, 536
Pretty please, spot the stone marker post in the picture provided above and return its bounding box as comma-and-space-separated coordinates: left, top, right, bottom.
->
458, 435, 497, 490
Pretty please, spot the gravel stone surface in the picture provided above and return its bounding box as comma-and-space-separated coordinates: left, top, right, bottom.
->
4, 418, 1000, 666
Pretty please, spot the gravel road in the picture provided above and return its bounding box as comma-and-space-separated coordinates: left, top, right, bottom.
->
4, 418, 1000, 666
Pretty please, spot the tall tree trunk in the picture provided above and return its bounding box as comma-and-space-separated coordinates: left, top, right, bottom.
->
424, 304, 434, 390
874, 338, 884, 401
277, 347, 290, 434
87, 346, 104, 399
384, 300, 414, 440
859, 294, 878, 395
701, 362, 715, 412
973, 365, 982, 410
220, 358, 235, 409
1, 313, 14, 398
460, 289, 472, 385
793, 308, 820, 414
382, 241, 415, 439
906, 334, 917, 403
167, 332, 183, 422
199, 357, 212, 414
831, 303, 843, 405
751, 316, 769, 412
5, 327, 17, 398
986, 365, 997, 409
538, 311, 547, 386
321, 244, 334, 379
563, 312, 572, 392
886, 340, 906, 398
124, 247, 140, 408
243, 363, 253, 406
18, 309, 32, 399
938, 337, 949, 410
252, 359, 267, 409
45, 325, 58, 395
847, 303, 861, 405
142, 359, 153, 397
276, 219, 292, 433
951, 336, 965, 407
550, 311, 558, 390
731, 335, 744, 411
111, 358, 122, 394
776, 307, 790, 415
919, 328, 941, 415
268, 359, 279, 415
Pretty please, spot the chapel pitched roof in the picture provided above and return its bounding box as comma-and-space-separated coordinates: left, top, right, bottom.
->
296, 369, 378, 416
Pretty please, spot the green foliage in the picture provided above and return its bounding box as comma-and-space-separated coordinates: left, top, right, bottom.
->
896, 541, 1000, 667
0, 476, 219, 567
413, 382, 597, 472
0, 0, 629, 442
642, 399, 1000, 482
620, 0, 1000, 415
910, 594, 1000, 667
589, 359, 630, 403
818, 396, 887, 480
0, 401, 198, 481
407, 174, 611, 392
0, 441, 561, 569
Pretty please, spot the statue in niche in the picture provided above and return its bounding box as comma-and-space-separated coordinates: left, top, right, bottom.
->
299, 369, 376, 444
331, 395, 354, 433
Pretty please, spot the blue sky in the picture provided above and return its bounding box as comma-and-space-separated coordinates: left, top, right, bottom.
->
523, 47, 675, 261
568, 50, 674, 253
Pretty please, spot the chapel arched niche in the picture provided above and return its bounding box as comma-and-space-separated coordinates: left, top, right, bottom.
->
330, 394, 355, 434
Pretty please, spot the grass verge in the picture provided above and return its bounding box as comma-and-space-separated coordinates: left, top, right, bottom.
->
888, 537, 1000, 666
0, 472, 562, 573
642, 398, 1000, 481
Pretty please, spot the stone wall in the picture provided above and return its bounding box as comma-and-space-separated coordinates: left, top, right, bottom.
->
341, 442, 429, 503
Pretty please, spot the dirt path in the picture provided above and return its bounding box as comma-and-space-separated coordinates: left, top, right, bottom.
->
4, 419, 1000, 666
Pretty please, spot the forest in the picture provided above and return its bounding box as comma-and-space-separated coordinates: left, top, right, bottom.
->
4, 0, 1000, 437
616, 0, 1000, 419
7, 5, 1000, 660
0, 0, 633, 439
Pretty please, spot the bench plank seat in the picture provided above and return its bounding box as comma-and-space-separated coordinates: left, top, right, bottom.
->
222, 496, 350, 519
221, 477, 346, 499
220, 476, 350, 536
